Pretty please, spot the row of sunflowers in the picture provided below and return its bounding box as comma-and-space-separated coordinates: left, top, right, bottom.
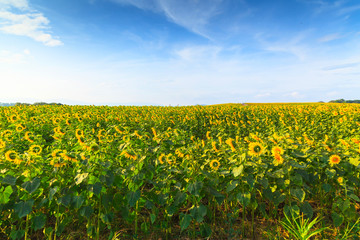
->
0, 103, 359, 239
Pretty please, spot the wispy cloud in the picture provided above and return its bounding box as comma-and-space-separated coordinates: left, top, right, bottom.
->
0, 49, 30, 63
338, 4, 360, 15
318, 33, 342, 42
323, 62, 359, 71
174, 45, 222, 61
256, 31, 311, 61
111, 0, 226, 39
0, 0, 62, 46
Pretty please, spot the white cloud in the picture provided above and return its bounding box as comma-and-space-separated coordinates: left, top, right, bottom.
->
0, 0, 62, 46
111, 0, 225, 38
174, 45, 222, 61
256, 31, 310, 61
0, 0, 28, 10
0, 49, 29, 63
318, 33, 342, 42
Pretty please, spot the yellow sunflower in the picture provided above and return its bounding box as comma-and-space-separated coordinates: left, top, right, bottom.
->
15, 124, 25, 132
29, 145, 42, 155
329, 155, 341, 166
248, 142, 265, 156
0, 139, 6, 148
273, 153, 284, 166
75, 129, 84, 138
24, 131, 34, 143
5, 150, 17, 162
210, 159, 220, 170
337, 177, 344, 185
271, 146, 284, 156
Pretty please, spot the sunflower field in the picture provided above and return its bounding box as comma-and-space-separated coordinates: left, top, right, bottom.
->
0, 103, 359, 239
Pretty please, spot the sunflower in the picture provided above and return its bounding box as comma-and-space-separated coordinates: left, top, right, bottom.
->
52, 149, 65, 158
0, 139, 5, 148
271, 146, 284, 156
329, 155, 341, 166
210, 159, 220, 170
158, 153, 165, 164
24, 131, 34, 143
75, 129, 84, 138
225, 138, 236, 152
212, 141, 219, 152
337, 177, 344, 185
89, 143, 100, 152
29, 145, 42, 155
166, 153, 175, 165
9, 115, 18, 122
5, 150, 17, 161
248, 142, 265, 156
273, 153, 284, 166
15, 124, 25, 132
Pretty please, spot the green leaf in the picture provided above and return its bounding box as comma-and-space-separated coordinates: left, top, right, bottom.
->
258, 178, 269, 188
349, 194, 360, 202
150, 213, 156, 224
232, 165, 244, 177
291, 174, 303, 186
290, 188, 305, 202
127, 190, 141, 207
325, 169, 336, 179
32, 213, 46, 231
331, 212, 344, 227
190, 204, 207, 223
237, 192, 251, 207
322, 183, 332, 193
89, 182, 102, 195
80, 205, 94, 219
273, 192, 286, 206
200, 223, 212, 238
226, 180, 238, 193
300, 201, 313, 219
10, 229, 25, 240
14, 199, 34, 218
59, 194, 72, 207
180, 214, 192, 231
21, 177, 40, 194
2, 175, 17, 185
49, 187, 58, 201
0, 185, 13, 204
101, 212, 114, 224
173, 191, 187, 206
284, 205, 300, 219
72, 195, 84, 209
187, 181, 203, 197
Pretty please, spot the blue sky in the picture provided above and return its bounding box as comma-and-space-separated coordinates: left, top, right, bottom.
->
0, 0, 359, 105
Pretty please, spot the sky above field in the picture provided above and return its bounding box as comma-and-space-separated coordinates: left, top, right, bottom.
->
1, 0, 360, 105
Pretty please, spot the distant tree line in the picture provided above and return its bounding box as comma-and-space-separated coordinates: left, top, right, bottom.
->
329, 99, 360, 103
0, 102, 63, 107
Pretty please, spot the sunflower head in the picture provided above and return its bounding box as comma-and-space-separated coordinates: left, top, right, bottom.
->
329, 155, 341, 166
29, 145, 42, 155
75, 129, 84, 138
337, 177, 344, 185
273, 153, 284, 166
16, 124, 25, 132
249, 142, 265, 156
0, 139, 6, 148
89, 143, 100, 152
271, 146, 284, 156
5, 150, 17, 161
210, 159, 220, 170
